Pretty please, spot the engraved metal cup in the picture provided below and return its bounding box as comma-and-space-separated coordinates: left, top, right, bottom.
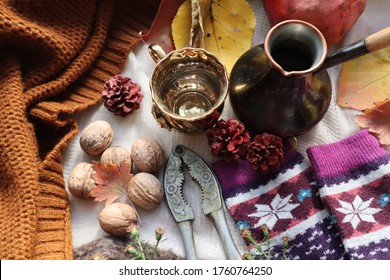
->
149, 44, 228, 134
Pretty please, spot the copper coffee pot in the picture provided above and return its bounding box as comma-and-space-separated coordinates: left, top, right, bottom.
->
229, 20, 390, 137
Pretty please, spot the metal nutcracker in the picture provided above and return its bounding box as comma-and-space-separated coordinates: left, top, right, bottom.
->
163, 145, 241, 260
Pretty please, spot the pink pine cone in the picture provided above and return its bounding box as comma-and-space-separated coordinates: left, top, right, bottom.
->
102, 74, 143, 117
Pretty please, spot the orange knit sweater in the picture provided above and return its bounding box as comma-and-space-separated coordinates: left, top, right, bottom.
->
0, 0, 159, 259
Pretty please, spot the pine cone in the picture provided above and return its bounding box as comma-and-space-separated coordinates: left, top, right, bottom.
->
207, 119, 250, 161
246, 133, 284, 174
102, 74, 143, 117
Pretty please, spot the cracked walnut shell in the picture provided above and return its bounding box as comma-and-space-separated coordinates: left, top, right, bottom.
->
128, 172, 164, 210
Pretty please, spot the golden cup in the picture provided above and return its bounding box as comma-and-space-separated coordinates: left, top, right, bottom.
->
149, 44, 228, 134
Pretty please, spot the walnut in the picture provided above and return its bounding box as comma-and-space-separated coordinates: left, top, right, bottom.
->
80, 120, 113, 156
131, 139, 165, 173
128, 172, 164, 210
101, 146, 132, 167
98, 203, 137, 236
68, 162, 95, 199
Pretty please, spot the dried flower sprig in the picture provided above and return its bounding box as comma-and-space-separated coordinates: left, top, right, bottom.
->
281, 236, 291, 260
240, 225, 290, 260
149, 227, 165, 260
125, 225, 165, 260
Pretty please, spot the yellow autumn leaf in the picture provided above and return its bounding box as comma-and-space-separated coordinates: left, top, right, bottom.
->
172, 0, 256, 73
337, 48, 390, 110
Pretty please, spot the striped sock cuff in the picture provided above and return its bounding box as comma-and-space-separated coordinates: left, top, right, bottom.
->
307, 130, 390, 259
307, 129, 390, 188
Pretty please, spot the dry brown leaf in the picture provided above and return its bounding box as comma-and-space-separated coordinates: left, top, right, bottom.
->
338, 48, 390, 110
172, 0, 256, 73
355, 99, 390, 145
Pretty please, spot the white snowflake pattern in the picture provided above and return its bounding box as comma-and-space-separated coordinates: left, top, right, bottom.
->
248, 194, 299, 229
336, 195, 382, 230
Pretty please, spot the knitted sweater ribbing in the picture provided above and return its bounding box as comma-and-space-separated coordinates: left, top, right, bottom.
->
0, 0, 160, 259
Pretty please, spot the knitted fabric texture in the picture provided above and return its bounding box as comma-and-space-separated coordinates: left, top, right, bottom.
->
213, 150, 346, 260
0, 0, 160, 259
307, 129, 390, 259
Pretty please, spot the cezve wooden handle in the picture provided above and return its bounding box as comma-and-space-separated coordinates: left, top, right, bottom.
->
365, 26, 390, 53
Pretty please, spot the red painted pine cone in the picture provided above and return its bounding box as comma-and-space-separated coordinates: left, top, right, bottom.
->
102, 74, 143, 117
246, 133, 284, 174
207, 119, 251, 161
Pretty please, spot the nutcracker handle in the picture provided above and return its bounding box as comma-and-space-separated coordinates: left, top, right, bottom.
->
177, 221, 198, 260
208, 208, 242, 260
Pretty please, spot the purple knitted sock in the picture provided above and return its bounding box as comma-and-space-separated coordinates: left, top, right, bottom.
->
307, 129, 390, 260
213, 150, 346, 260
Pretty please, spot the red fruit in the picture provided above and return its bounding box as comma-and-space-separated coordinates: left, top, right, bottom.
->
262, 0, 366, 46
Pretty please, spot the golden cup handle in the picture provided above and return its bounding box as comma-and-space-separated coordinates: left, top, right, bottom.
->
148, 43, 167, 63
151, 104, 173, 131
